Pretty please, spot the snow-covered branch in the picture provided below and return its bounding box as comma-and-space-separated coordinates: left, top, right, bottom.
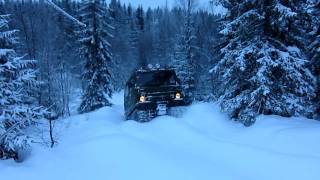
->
45, 0, 86, 28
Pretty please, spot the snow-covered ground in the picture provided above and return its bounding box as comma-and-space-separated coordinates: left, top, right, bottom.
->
1, 92, 320, 180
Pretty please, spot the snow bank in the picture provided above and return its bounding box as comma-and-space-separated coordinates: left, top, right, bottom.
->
1, 92, 319, 180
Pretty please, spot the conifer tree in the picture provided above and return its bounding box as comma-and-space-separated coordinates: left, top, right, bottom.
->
127, 4, 139, 68
213, 0, 316, 126
0, 14, 45, 160
308, 0, 320, 118
135, 5, 147, 67
78, 0, 113, 113
173, 0, 197, 100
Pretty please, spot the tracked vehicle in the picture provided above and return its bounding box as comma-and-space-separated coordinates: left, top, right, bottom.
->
124, 66, 189, 122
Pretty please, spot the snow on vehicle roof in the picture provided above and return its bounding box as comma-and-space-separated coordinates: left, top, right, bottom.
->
137, 64, 175, 72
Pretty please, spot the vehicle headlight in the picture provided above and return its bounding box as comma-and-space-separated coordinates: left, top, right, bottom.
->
175, 92, 182, 99
139, 95, 146, 103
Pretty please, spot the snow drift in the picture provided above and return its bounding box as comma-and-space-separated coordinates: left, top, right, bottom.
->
1, 92, 319, 180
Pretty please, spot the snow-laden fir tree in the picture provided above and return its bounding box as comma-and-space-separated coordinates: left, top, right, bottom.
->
78, 0, 113, 113
0, 15, 45, 160
173, 0, 197, 100
308, 0, 320, 118
212, 0, 316, 126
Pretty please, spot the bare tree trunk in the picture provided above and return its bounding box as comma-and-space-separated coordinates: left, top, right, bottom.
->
49, 119, 55, 148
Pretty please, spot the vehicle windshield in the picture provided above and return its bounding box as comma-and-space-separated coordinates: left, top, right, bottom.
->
136, 70, 177, 87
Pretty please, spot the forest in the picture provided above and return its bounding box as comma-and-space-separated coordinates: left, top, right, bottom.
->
0, 0, 319, 167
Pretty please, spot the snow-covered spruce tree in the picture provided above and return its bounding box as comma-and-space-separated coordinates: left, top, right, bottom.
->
308, 0, 320, 119
212, 0, 316, 126
173, 0, 197, 100
0, 15, 44, 160
78, 0, 113, 114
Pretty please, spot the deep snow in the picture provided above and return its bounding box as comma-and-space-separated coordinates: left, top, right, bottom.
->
1, 92, 320, 180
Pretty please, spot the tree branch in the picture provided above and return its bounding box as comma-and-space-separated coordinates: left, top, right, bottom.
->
45, 0, 86, 28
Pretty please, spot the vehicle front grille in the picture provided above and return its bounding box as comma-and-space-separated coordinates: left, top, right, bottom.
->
146, 92, 175, 102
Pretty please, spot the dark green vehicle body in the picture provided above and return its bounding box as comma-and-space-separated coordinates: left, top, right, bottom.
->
124, 68, 189, 121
